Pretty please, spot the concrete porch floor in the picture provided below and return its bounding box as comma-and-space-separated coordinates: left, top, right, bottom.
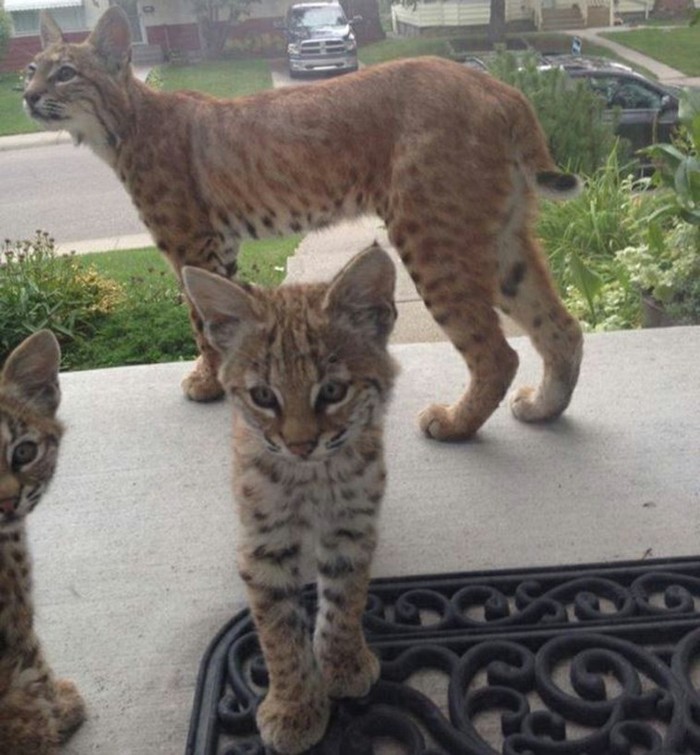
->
26, 325, 699, 754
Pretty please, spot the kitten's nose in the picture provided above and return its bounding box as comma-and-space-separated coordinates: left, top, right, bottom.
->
24, 91, 41, 107
287, 440, 317, 458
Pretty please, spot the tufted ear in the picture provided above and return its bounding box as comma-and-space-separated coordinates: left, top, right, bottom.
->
88, 6, 132, 71
324, 243, 397, 346
182, 267, 258, 357
39, 11, 65, 49
1, 331, 61, 417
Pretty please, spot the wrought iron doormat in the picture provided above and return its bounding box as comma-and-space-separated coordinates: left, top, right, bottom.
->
186, 556, 700, 754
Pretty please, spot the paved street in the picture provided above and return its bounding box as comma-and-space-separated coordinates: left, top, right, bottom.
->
0, 141, 145, 246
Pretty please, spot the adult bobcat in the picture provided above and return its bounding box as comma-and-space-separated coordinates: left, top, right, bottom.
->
24, 7, 583, 441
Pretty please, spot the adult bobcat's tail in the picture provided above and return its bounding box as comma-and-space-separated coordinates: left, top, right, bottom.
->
535, 170, 583, 201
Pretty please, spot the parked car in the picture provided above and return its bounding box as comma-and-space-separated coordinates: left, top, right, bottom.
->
462, 53, 682, 156
284, 2, 360, 78
539, 55, 682, 155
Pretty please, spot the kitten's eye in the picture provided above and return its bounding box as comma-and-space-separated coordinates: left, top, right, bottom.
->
317, 380, 348, 407
12, 441, 38, 469
26, 63, 36, 80
249, 385, 279, 411
55, 65, 76, 83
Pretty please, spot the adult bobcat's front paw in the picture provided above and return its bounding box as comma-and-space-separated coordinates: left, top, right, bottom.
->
321, 645, 380, 699
181, 357, 224, 402
256, 689, 330, 754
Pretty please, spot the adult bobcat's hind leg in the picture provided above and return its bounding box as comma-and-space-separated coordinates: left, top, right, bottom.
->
390, 218, 519, 441
497, 233, 583, 422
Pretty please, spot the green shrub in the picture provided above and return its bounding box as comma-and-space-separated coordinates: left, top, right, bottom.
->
537, 150, 664, 329
0, 9, 11, 63
489, 52, 624, 175
62, 256, 196, 370
0, 232, 122, 363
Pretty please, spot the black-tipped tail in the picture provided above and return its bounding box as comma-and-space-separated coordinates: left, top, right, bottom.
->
535, 171, 582, 200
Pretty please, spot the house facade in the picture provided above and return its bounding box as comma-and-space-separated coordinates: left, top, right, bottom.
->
1, 0, 290, 72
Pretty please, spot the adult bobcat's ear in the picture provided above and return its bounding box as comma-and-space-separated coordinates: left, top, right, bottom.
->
88, 6, 132, 71
324, 243, 397, 346
182, 267, 257, 356
39, 12, 65, 48
1, 331, 61, 417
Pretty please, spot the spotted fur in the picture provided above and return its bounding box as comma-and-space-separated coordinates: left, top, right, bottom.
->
0, 331, 85, 754
184, 245, 397, 753
25, 7, 583, 441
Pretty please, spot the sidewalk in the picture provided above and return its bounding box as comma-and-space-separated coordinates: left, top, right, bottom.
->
568, 27, 700, 88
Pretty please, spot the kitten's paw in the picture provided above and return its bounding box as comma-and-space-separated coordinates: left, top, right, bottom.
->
257, 690, 330, 754
418, 404, 477, 442
181, 358, 224, 402
54, 678, 86, 740
322, 646, 380, 699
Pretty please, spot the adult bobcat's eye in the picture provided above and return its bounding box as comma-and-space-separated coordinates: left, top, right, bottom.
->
317, 380, 348, 406
250, 385, 279, 411
12, 441, 38, 469
55, 65, 76, 83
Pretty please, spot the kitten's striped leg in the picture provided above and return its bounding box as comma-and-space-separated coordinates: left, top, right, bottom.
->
239, 529, 330, 754
53, 678, 86, 742
313, 507, 380, 699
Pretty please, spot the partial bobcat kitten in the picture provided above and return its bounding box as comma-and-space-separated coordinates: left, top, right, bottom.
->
0, 331, 86, 754
184, 244, 397, 754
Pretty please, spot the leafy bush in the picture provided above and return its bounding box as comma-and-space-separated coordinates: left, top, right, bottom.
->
489, 52, 624, 175
0, 232, 122, 363
612, 89, 700, 326
537, 149, 661, 328
62, 254, 196, 370
0, 9, 11, 63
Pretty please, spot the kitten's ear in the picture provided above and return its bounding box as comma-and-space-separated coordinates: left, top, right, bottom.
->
88, 6, 132, 70
1, 331, 61, 417
39, 12, 64, 48
324, 243, 397, 346
182, 267, 258, 355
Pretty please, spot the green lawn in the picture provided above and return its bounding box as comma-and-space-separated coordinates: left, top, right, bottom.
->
78, 235, 301, 289
0, 59, 273, 137
601, 26, 700, 76
59, 235, 300, 370
359, 36, 454, 66
156, 58, 273, 98
0, 72, 40, 136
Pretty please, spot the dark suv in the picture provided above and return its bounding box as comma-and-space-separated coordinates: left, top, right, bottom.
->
285, 2, 359, 78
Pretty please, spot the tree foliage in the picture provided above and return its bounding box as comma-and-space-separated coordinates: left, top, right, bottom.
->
0, 8, 12, 65
189, 0, 261, 58
489, 52, 624, 175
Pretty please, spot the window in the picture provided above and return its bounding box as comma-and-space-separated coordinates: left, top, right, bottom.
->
10, 6, 85, 36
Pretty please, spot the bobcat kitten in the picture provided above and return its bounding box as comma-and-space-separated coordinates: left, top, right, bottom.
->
0, 331, 85, 754
25, 8, 583, 442
184, 245, 397, 753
